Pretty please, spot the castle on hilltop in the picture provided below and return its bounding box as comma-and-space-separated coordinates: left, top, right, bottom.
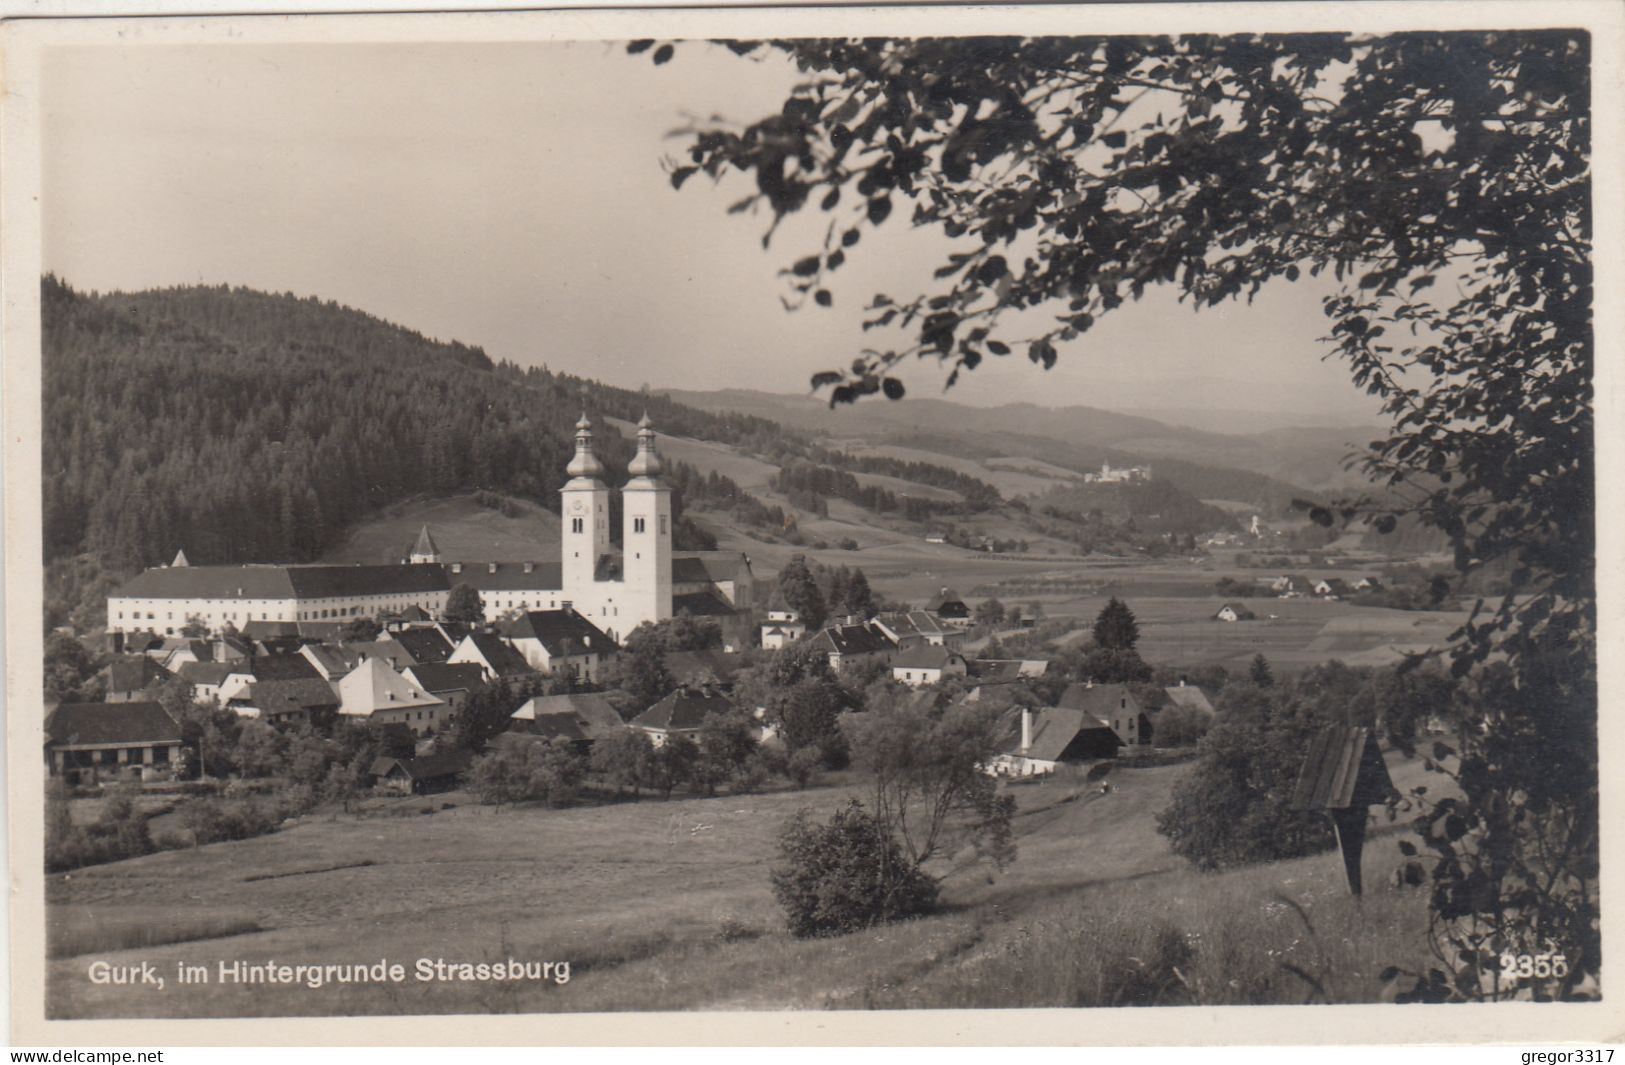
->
106, 414, 752, 644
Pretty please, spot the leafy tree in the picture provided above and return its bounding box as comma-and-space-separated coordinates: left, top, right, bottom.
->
1155, 682, 1334, 870
694, 710, 761, 796
973, 598, 1006, 629
236, 720, 286, 778
840, 696, 1015, 870
646, 734, 698, 800
520, 737, 588, 808
1150, 703, 1210, 748
444, 679, 518, 752
667, 32, 1595, 996
339, 616, 382, 642
1079, 644, 1153, 685
623, 616, 724, 655
737, 641, 849, 767
774, 555, 827, 630
617, 642, 677, 712
1092, 597, 1140, 652
444, 583, 486, 625
468, 747, 527, 810
591, 728, 655, 797
180, 616, 209, 638
45, 632, 102, 703
770, 800, 940, 938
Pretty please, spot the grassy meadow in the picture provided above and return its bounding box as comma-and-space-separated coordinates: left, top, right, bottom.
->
47, 756, 1439, 1018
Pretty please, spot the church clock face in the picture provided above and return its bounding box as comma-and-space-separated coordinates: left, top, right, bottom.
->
568, 498, 588, 516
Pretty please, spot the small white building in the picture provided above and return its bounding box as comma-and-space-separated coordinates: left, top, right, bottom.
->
891, 645, 970, 687
336, 656, 448, 736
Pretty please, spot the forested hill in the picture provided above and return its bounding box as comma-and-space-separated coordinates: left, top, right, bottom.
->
41, 277, 792, 606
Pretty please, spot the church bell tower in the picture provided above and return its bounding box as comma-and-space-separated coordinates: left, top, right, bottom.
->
621, 412, 673, 629
560, 413, 610, 602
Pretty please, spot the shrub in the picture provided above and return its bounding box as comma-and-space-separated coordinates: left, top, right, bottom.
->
770, 800, 939, 938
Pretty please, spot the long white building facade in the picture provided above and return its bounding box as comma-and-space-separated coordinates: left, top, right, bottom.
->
106, 414, 750, 643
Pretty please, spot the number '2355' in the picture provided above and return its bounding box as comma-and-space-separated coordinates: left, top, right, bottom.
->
1501, 953, 1569, 979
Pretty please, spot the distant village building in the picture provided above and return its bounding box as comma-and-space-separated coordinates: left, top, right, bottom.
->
1084, 462, 1152, 484
1163, 681, 1216, 715
1057, 682, 1153, 748
1314, 578, 1352, 600
923, 587, 973, 629
988, 705, 1121, 777
510, 692, 626, 746
45, 702, 184, 782
368, 749, 473, 795
337, 657, 448, 735
760, 608, 807, 650
966, 658, 1053, 684
230, 677, 340, 728
101, 655, 173, 702
807, 622, 898, 672
447, 632, 538, 683
499, 608, 618, 681
105, 414, 754, 644
891, 645, 969, 687
629, 686, 734, 747
402, 662, 487, 714
871, 611, 966, 652
1215, 602, 1256, 622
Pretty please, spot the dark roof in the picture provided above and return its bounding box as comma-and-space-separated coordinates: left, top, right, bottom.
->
346, 640, 416, 670
966, 659, 1051, 682
1291, 727, 1395, 811
443, 561, 563, 592
177, 660, 234, 685
671, 552, 750, 585
1217, 602, 1257, 618
810, 623, 896, 657
500, 610, 618, 656
104, 655, 172, 694
370, 748, 474, 782
460, 632, 537, 677
242, 621, 300, 640
243, 678, 340, 717
46, 702, 183, 747
1056, 682, 1145, 720
114, 564, 448, 600
997, 706, 1119, 761
892, 645, 965, 670
1163, 685, 1215, 713
247, 653, 323, 682
513, 693, 626, 740
631, 687, 735, 732
924, 587, 969, 613
387, 628, 454, 664
672, 591, 738, 618
404, 661, 488, 695
518, 713, 590, 744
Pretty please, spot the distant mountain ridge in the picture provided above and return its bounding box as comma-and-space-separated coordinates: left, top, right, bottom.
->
660, 387, 1377, 499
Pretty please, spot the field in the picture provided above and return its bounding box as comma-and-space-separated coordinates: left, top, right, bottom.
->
46, 755, 1438, 1017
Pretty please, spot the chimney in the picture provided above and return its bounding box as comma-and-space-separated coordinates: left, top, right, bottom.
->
524, 561, 534, 574
1179, 677, 1187, 687
1021, 708, 1033, 752
488, 562, 498, 574
452, 563, 462, 574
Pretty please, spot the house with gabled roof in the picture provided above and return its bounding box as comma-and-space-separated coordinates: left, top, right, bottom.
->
988, 704, 1122, 776
337, 657, 449, 735
923, 586, 973, 628
891, 645, 970, 688
630, 686, 735, 747
231, 677, 341, 728
807, 622, 898, 672
664, 649, 746, 689
498, 609, 617, 681
368, 748, 473, 795
966, 658, 1052, 684
402, 661, 488, 713
1215, 602, 1256, 622
102, 655, 173, 702
381, 626, 454, 665
1163, 681, 1216, 715
177, 660, 234, 704
511, 692, 626, 745
872, 610, 966, 652
46, 701, 185, 782
1314, 578, 1352, 600
1057, 682, 1153, 748
448, 632, 537, 683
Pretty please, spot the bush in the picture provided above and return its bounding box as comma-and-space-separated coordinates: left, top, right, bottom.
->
770, 800, 939, 938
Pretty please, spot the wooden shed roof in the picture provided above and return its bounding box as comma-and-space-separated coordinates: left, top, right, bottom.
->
1291, 726, 1395, 811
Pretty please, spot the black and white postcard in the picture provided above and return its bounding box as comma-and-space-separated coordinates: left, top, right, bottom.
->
4, 0, 1622, 1046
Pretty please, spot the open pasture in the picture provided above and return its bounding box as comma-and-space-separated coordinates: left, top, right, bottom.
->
46, 753, 1434, 1017
320, 494, 560, 564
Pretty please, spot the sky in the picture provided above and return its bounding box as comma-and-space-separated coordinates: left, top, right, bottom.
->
41, 39, 1382, 425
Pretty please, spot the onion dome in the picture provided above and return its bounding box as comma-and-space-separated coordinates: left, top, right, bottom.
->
566, 412, 605, 479
628, 411, 665, 479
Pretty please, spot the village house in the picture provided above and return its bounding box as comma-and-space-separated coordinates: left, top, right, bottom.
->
510, 692, 626, 747
1215, 602, 1257, 622
101, 655, 173, 702
380, 626, 455, 665
337, 657, 449, 735
663, 649, 746, 689
629, 686, 734, 747
1354, 576, 1383, 591
988, 705, 1121, 777
401, 661, 487, 714
499, 608, 618, 681
1270, 575, 1315, 599
966, 658, 1053, 684
368, 748, 474, 795
1163, 680, 1216, 715
176, 660, 234, 705
891, 645, 970, 688
806, 621, 898, 672
871, 610, 966, 652
1058, 682, 1154, 748
229, 677, 341, 728
45, 701, 185, 783
298, 642, 363, 682
760, 608, 807, 650
923, 587, 973, 629
447, 632, 537, 683
1314, 578, 1352, 600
